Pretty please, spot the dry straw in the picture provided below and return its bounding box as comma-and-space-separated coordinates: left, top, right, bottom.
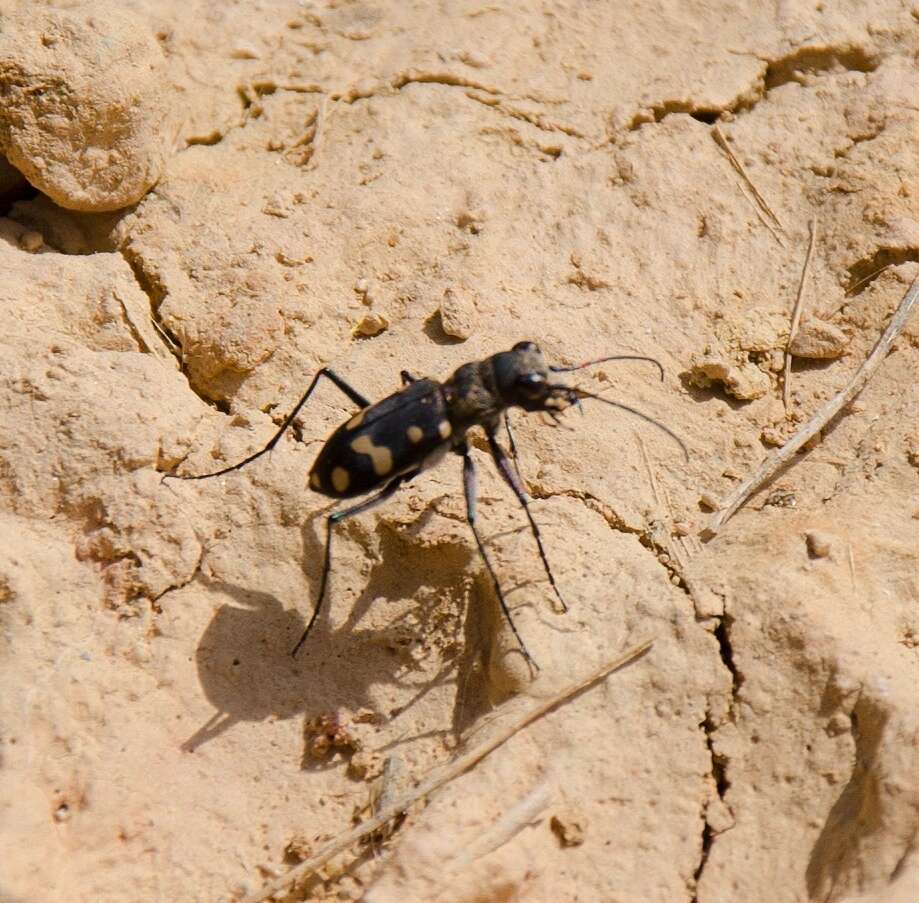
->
706, 272, 919, 535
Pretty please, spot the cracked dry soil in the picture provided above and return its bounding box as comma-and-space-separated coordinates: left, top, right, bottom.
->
1, 1, 918, 901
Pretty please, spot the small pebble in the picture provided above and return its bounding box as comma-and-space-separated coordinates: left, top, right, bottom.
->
230, 43, 260, 60
353, 312, 388, 337
19, 230, 43, 252
765, 489, 796, 508
826, 712, 850, 736
699, 492, 721, 511
439, 287, 476, 340
550, 808, 587, 847
458, 49, 491, 68
761, 425, 787, 447
705, 798, 734, 833
789, 316, 848, 359
805, 530, 835, 559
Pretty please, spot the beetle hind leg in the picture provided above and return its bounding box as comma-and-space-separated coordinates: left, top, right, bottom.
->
164, 367, 371, 483
291, 469, 417, 656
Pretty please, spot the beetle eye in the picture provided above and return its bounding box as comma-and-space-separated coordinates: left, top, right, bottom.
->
513, 341, 538, 353
517, 373, 545, 394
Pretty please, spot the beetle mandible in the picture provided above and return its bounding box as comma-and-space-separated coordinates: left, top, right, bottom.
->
165, 341, 687, 670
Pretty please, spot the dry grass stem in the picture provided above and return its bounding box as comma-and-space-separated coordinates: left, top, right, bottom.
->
240, 639, 654, 903
713, 124, 786, 240
637, 433, 664, 510
784, 216, 819, 409
742, 185, 787, 247
829, 264, 894, 318
450, 780, 552, 869
705, 273, 919, 536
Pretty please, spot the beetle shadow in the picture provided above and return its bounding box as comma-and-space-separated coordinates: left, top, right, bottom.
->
338, 520, 471, 632
182, 503, 491, 758
180, 566, 420, 759
180, 579, 310, 752
295, 504, 505, 748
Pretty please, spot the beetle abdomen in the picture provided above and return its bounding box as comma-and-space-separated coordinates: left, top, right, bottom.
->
309, 378, 453, 498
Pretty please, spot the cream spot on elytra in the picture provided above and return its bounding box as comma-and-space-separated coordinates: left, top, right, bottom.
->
350, 434, 393, 476
346, 408, 367, 430
331, 467, 350, 493
438, 420, 452, 439
407, 425, 424, 444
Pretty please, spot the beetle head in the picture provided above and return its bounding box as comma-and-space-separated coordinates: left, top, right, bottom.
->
492, 341, 577, 413
489, 343, 688, 461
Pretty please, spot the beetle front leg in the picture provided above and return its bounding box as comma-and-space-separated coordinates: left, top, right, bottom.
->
486, 427, 568, 614
460, 441, 538, 672
503, 411, 520, 466
291, 469, 417, 656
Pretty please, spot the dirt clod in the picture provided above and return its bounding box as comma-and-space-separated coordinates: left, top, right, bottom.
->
550, 809, 587, 847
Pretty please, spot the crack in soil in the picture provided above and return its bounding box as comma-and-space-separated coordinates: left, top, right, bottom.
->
763, 44, 879, 91
465, 89, 585, 139
692, 608, 741, 900
530, 484, 740, 898
390, 68, 502, 96
182, 75, 323, 153
112, 286, 157, 356
120, 245, 230, 413
626, 41, 881, 133
693, 706, 730, 897
335, 68, 574, 125
846, 247, 919, 295
528, 484, 691, 593
713, 614, 741, 705
627, 101, 734, 131
153, 540, 205, 606
833, 120, 887, 158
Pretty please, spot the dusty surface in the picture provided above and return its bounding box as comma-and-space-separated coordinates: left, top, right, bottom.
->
0, 1, 918, 901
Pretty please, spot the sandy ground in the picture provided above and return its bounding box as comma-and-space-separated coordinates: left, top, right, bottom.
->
1, 1, 918, 901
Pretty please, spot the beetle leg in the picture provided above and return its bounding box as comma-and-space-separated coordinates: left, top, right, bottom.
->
292, 469, 418, 656
460, 441, 538, 672
486, 428, 568, 614
503, 411, 520, 467
164, 367, 371, 482
400, 370, 418, 386
322, 367, 373, 408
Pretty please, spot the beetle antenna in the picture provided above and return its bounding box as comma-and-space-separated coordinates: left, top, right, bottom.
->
549, 355, 664, 381
564, 387, 689, 461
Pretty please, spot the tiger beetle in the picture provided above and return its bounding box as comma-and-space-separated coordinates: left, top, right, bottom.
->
165, 341, 687, 671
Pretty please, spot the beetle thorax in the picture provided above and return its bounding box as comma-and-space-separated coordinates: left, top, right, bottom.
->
441, 360, 504, 435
